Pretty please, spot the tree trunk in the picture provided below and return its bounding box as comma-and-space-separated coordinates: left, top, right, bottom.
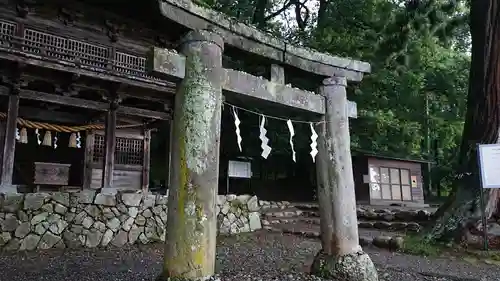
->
426, 0, 500, 242
317, 0, 329, 30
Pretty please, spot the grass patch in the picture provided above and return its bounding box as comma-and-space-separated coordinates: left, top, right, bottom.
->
399, 234, 447, 257
400, 234, 500, 265
464, 249, 500, 261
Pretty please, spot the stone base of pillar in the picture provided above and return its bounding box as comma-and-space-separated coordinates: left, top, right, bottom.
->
310, 250, 378, 281
0, 184, 18, 194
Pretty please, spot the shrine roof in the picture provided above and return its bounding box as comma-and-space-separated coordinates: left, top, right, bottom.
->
157, 0, 371, 81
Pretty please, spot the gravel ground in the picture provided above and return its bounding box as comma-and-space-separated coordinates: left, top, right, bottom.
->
0, 231, 497, 281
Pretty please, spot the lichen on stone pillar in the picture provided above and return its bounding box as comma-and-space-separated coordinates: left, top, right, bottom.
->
311, 77, 378, 281
158, 29, 224, 281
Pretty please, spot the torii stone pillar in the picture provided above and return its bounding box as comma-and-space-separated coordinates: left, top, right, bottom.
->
311, 77, 378, 281
159, 30, 223, 281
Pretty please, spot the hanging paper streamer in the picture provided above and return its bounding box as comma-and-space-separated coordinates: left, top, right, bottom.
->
68, 133, 77, 148
259, 116, 271, 159
309, 122, 318, 162
42, 131, 52, 146
76, 132, 82, 148
232, 106, 242, 152
35, 129, 41, 145
20, 128, 28, 144
287, 119, 296, 162
15, 127, 20, 141
53, 133, 58, 149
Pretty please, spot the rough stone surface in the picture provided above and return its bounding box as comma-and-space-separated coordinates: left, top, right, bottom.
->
3, 195, 23, 213
121, 194, 142, 207
311, 250, 378, 281
0, 191, 265, 252
94, 194, 116, 206
14, 222, 30, 238
19, 234, 41, 251
3, 214, 19, 232
23, 193, 47, 210
38, 232, 60, 250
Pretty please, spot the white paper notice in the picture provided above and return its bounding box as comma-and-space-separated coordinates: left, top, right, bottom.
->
228, 160, 252, 178
478, 144, 500, 189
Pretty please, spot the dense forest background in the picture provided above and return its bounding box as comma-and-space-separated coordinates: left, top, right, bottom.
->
151, 0, 471, 198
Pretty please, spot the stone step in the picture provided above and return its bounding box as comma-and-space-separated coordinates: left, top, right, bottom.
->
357, 209, 434, 222
262, 216, 423, 232
265, 226, 321, 239
264, 223, 406, 251
291, 204, 436, 222
258, 200, 292, 210
289, 203, 318, 210
262, 207, 304, 217
293, 209, 433, 223
262, 216, 319, 226
358, 221, 422, 232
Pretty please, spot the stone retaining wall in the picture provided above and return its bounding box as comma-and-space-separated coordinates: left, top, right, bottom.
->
0, 192, 263, 252
217, 194, 262, 234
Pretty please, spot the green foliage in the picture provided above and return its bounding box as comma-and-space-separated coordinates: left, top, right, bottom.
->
306, 0, 470, 193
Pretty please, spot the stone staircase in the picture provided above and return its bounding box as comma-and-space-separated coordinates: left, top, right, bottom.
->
261, 203, 436, 241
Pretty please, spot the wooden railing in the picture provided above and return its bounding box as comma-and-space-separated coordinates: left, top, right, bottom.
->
0, 19, 172, 86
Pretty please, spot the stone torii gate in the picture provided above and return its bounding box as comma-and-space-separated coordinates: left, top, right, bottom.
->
148, 1, 377, 281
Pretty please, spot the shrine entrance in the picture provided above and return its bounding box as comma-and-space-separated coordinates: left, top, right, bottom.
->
0, 0, 378, 280
149, 0, 376, 280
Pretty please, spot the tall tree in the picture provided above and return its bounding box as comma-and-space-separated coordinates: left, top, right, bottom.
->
426, 0, 500, 242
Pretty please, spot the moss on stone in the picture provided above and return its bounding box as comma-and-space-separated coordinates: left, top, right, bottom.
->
162, 31, 222, 280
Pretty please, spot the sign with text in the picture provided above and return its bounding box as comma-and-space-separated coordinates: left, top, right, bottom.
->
478, 144, 500, 189
228, 160, 252, 179
347, 100, 358, 119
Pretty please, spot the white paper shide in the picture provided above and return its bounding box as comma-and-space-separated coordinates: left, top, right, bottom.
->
309, 122, 318, 162
287, 119, 296, 162
35, 129, 41, 145
76, 132, 82, 148
232, 106, 243, 152
53, 133, 58, 149
259, 116, 271, 159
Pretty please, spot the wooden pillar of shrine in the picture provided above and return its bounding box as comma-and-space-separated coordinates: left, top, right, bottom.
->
142, 126, 151, 192
0, 88, 20, 194
100, 100, 118, 194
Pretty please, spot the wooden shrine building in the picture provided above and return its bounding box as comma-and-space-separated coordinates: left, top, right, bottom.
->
0, 0, 175, 193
